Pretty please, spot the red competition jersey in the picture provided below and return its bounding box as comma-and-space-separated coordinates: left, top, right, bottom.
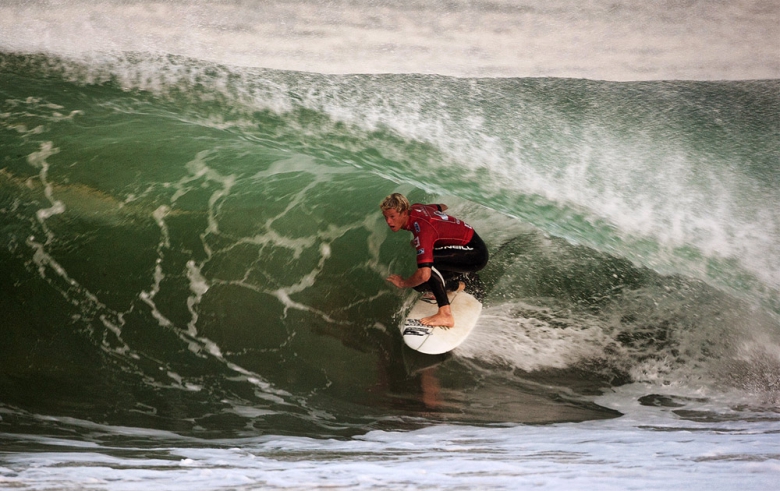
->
404, 204, 474, 267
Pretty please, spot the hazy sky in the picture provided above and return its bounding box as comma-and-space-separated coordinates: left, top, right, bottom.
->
1, 0, 778, 80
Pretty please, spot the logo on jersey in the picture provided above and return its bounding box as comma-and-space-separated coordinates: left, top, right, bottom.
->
413, 237, 420, 248
413, 222, 420, 233
417, 248, 425, 256
434, 211, 450, 221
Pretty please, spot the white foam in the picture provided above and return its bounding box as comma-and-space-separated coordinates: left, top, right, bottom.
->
185, 259, 209, 335
3, 414, 779, 490
26, 142, 64, 242
457, 300, 611, 371
139, 259, 173, 328
152, 205, 171, 248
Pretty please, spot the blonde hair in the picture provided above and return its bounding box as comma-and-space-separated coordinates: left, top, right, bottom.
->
380, 193, 410, 214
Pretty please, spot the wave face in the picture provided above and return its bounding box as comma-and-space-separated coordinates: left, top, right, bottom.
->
2, 52, 779, 441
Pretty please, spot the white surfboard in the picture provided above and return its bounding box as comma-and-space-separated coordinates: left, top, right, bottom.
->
400, 291, 482, 355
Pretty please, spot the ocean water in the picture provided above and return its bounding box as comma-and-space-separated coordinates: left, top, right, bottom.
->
1, 1, 780, 489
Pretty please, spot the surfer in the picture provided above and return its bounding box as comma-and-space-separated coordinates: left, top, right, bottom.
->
381, 193, 489, 327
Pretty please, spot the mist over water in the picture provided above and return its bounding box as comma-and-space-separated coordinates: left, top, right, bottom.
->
1, 1, 780, 489
1, 0, 778, 80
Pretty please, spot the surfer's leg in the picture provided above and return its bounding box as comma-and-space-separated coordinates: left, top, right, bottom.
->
431, 232, 489, 298
427, 267, 449, 307
417, 271, 461, 292
418, 234, 488, 327
416, 233, 490, 325
431, 232, 489, 275
412, 267, 453, 305
442, 271, 464, 292
415, 267, 457, 327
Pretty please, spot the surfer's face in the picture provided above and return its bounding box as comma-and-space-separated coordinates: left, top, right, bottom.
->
383, 209, 408, 232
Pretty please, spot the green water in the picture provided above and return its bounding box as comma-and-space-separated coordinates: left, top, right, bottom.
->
1, 53, 779, 439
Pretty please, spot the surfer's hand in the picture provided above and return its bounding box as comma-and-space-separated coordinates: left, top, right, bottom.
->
386, 274, 405, 288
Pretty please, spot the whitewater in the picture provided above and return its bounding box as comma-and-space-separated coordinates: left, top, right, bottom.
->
1, 1, 779, 490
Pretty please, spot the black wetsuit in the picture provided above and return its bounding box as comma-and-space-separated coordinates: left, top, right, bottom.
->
404, 204, 489, 306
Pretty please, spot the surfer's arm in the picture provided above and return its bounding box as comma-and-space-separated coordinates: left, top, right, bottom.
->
386, 267, 431, 289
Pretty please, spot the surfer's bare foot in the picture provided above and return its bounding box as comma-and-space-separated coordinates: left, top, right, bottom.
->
421, 306, 455, 328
